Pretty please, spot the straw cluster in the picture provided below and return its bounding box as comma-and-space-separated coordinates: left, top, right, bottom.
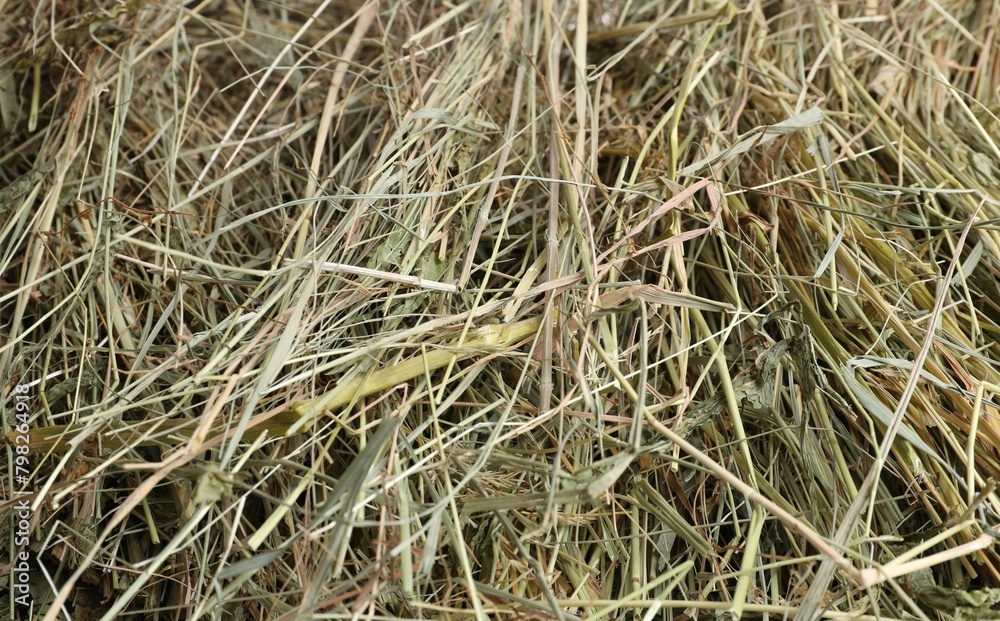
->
2, 0, 1000, 619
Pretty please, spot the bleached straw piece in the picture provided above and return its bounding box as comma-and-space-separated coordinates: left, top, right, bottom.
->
284, 259, 458, 293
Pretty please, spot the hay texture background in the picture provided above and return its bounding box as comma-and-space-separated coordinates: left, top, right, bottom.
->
3, 0, 1000, 619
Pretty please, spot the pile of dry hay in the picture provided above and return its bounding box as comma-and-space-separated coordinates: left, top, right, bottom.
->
3, 0, 1000, 619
